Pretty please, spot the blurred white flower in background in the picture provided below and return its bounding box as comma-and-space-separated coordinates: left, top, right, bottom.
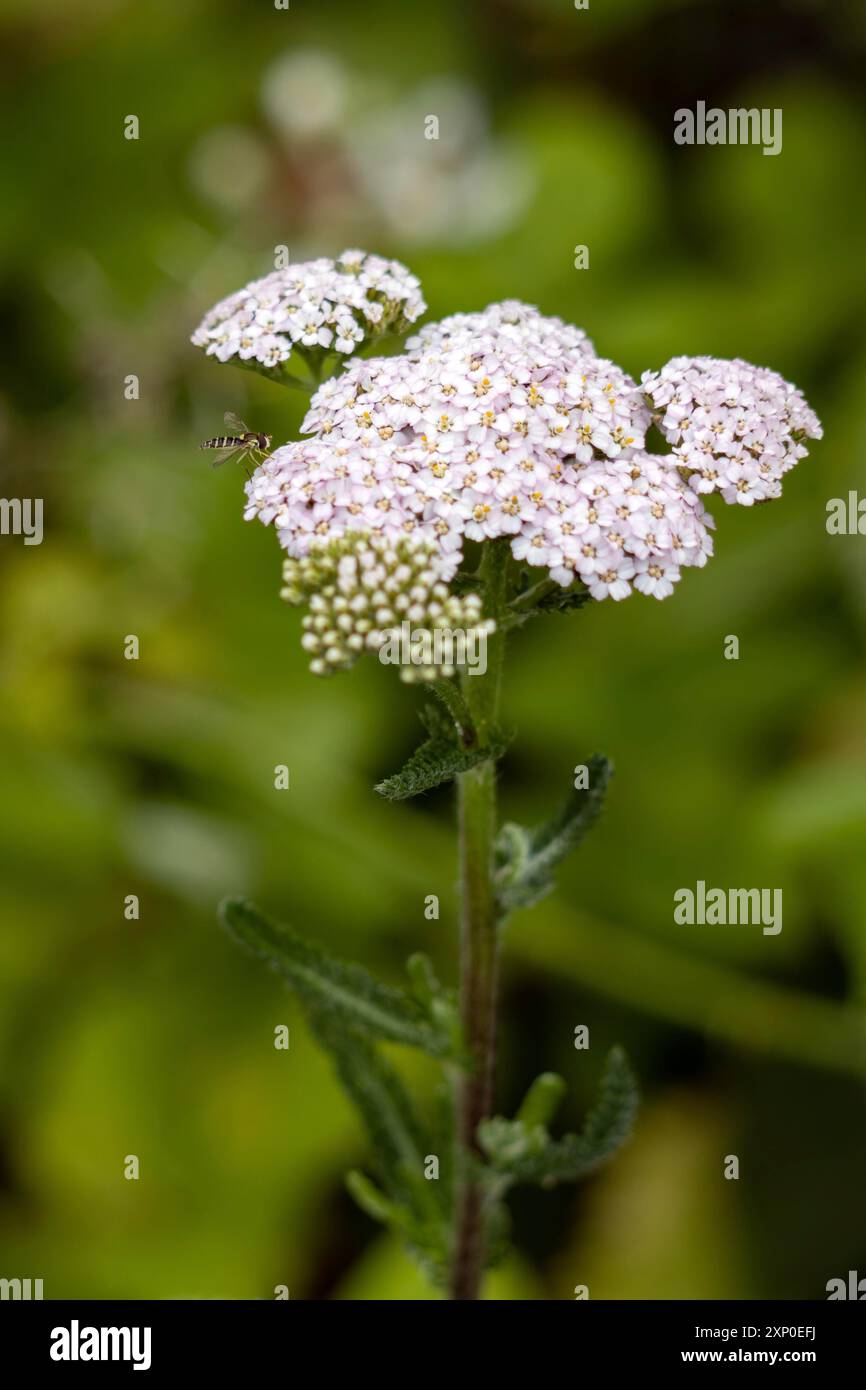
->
186, 49, 532, 250
261, 48, 350, 139
343, 76, 533, 246
187, 125, 271, 212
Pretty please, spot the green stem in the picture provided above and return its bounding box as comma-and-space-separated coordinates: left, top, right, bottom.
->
450, 541, 510, 1300
451, 759, 498, 1299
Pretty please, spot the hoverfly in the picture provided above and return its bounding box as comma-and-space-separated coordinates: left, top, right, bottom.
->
200, 412, 273, 474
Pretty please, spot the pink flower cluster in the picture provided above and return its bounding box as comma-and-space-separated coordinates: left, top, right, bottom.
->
191, 249, 425, 369
244, 302, 719, 600
406, 300, 595, 360
641, 356, 823, 506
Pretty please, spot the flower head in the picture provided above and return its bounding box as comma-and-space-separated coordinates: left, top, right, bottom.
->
406, 300, 595, 362
521, 452, 714, 600
641, 356, 822, 506
191, 249, 426, 371
243, 436, 439, 558
243, 302, 718, 602
282, 532, 493, 681
301, 318, 650, 478
229, 296, 818, 613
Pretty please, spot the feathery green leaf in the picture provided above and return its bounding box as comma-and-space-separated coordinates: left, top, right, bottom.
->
429, 678, 476, 740
495, 754, 612, 911
309, 1009, 431, 1202
478, 1047, 638, 1188
375, 702, 510, 800
220, 897, 451, 1056
318, 1013, 450, 1281
221, 898, 455, 1278
535, 586, 591, 615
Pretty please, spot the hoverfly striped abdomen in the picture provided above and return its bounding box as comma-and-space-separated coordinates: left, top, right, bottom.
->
201, 434, 247, 450
199, 413, 273, 472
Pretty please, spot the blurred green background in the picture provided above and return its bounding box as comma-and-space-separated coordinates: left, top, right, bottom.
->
1, 0, 865, 1300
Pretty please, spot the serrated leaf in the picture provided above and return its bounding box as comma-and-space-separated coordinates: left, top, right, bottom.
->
476, 1115, 550, 1169
220, 897, 451, 1056
535, 583, 591, 615
310, 1009, 430, 1200
317, 1012, 450, 1282
505, 577, 591, 629
494, 754, 612, 911
574, 1046, 638, 1160
430, 678, 475, 738
406, 952, 442, 1010
482, 1192, 512, 1270
478, 1047, 638, 1188
220, 898, 460, 1281
407, 952, 465, 1065
374, 703, 510, 801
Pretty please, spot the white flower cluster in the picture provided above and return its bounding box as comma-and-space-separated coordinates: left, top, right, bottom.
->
245, 436, 435, 557
406, 300, 595, 360
229, 289, 821, 613
512, 454, 714, 600
282, 533, 493, 680
642, 356, 823, 506
245, 302, 715, 600
191, 249, 425, 370
300, 342, 648, 479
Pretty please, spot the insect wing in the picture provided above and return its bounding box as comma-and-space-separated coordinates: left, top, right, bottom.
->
224, 410, 248, 434
210, 444, 245, 470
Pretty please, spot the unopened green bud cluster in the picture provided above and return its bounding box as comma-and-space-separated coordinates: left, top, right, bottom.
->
281, 533, 493, 681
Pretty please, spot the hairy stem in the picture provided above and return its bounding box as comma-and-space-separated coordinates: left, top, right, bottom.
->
450, 540, 510, 1300
451, 759, 498, 1299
